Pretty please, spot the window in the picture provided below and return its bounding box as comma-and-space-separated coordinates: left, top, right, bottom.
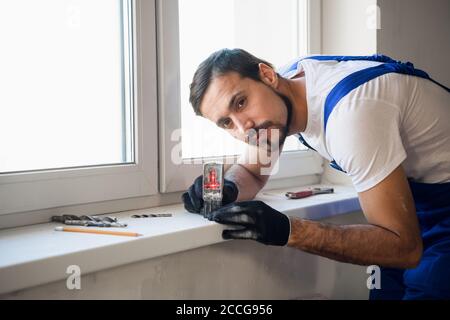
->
0, 0, 133, 173
0, 0, 158, 215
0, 0, 323, 224
179, 0, 308, 159
158, 0, 324, 192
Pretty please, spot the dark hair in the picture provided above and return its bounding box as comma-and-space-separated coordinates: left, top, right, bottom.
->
189, 48, 273, 116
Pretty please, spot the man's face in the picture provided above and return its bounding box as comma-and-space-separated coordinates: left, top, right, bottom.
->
199, 71, 289, 150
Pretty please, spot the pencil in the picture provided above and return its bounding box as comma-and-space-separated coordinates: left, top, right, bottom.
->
55, 226, 142, 237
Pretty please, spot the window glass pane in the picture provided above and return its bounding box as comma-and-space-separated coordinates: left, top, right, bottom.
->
0, 0, 133, 174
179, 0, 307, 159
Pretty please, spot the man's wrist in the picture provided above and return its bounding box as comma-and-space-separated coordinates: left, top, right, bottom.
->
287, 217, 302, 247
284, 215, 292, 246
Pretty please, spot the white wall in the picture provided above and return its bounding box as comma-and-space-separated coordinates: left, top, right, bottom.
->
377, 0, 450, 86
321, 0, 450, 86
322, 0, 377, 55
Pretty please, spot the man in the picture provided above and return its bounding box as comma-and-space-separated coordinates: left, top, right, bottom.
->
182, 49, 450, 299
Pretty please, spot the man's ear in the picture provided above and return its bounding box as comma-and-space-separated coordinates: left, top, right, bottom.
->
258, 63, 279, 88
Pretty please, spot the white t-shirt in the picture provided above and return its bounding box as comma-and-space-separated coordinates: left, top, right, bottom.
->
279, 57, 450, 192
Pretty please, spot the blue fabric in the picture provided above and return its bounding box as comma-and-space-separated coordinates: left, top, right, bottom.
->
369, 267, 406, 300
284, 54, 399, 74
301, 55, 450, 132
403, 180, 450, 300
289, 54, 450, 299
329, 160, 345, 172
305, 54, 449, 94
296, 132, 345, 172
294, 54, 449, 173
370, 181, 450, 300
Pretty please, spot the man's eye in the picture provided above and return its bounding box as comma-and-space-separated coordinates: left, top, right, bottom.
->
237, 97, 246, 109
222, 118, 232, 129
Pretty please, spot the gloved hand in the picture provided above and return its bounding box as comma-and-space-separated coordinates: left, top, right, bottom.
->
209, 200, 291, 246
182, 175, 239, 214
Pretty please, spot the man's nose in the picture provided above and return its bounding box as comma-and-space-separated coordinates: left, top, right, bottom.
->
231, 115, 254, 135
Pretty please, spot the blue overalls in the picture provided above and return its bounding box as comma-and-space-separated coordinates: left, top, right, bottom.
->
287, 54, 450, 299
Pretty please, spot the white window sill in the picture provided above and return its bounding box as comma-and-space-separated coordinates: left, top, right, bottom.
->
0, 184, 360, 295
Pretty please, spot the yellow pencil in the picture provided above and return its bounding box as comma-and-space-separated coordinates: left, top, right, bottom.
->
55, 226, 142, 237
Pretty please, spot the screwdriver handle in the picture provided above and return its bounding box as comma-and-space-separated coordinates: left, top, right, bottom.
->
285, 190, 313, 199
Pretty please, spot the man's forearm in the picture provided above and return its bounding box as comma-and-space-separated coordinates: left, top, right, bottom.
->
225, 164, 267, 201
287, 217, 422, 269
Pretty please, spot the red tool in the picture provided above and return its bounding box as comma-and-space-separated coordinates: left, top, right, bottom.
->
285, 187, 334, 199
203, 163, 224, 217
204, 167, 221, 190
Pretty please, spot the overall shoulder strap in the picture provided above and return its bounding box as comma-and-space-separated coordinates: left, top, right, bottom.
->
296, 54, 449, 173
304, 54, 397, 63
303, 55, 449, 131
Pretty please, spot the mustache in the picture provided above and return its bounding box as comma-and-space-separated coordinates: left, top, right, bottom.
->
253, 121, 279, 131
246, 122, 282, 140
242, 87, 293, 147
245, 122, 286, 150
276, 91, 294, 138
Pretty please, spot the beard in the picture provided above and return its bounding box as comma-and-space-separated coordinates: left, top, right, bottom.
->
247, 121, 284, 153
245, 89, 293, 153
275, 90, 294, 140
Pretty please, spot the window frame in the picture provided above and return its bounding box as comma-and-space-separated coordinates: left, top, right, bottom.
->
0, 0, 159, 216
157, 0, 324, 193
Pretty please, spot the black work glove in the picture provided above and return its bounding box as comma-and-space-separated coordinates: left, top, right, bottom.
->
209, 200, 291, 246
182, 176, 239, 214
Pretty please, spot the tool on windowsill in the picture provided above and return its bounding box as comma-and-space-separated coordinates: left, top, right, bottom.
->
51, 214, 128, 228
285, 187, 334, 199
55, 226, 141, 237
131, 213, 172, 218
202, 162, 224, 217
